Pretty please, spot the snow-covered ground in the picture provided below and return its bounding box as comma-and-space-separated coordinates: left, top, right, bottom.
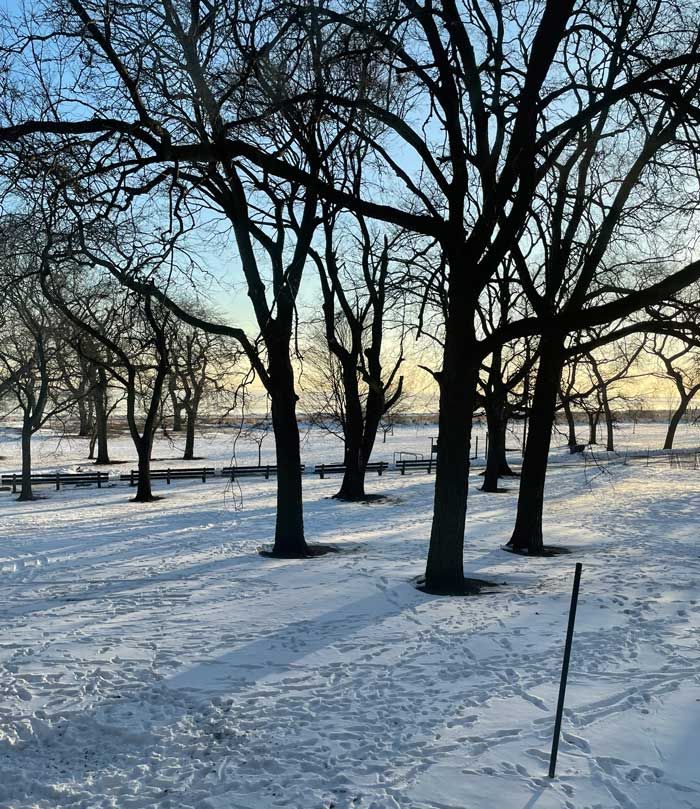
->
1, 416, 699, 474
1, 423, 699, 808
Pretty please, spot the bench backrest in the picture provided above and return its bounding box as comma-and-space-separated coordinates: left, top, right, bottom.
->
120, 467, 216, 484
1, 471, 109, 492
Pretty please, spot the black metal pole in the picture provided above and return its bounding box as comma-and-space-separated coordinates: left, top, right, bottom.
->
549, 562, 583, 779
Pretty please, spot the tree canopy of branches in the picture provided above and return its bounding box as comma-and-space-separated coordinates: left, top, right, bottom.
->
3, 2, 700, 588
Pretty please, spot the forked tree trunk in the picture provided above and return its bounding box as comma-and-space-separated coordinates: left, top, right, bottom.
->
336, 368, 367, 501
360, 384, 385, 487
268, 343, 308, 556
337, 444, 366, 500
481, 402, 515, 492
507, 335, 564, 554
424, 307, 478, 593
18, 414, 34, 502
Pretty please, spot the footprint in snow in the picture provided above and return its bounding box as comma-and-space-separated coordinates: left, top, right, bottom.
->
561, 731, 591, 753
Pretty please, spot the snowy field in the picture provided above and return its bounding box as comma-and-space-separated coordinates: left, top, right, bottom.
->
1, 423, 699, 808
1, 416, 700, 474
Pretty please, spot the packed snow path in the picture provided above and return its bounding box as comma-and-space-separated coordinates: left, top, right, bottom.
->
1, 430, 699, 808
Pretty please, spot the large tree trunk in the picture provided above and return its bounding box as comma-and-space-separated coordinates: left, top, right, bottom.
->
481, 401, 516, 492
93, 369, 110, 464
588, 411, 599, 445
182, 398, 200, 461
424, 307, 477, 593
268, 342, 308, 556
359, 384, 386, 487
664, 397, 690, 450
507, 335, 564, 555
170, 389, 183, 432
18, 414, 34, 502
134, 437, 154, 502
77, 397, 93, 437
336, 367, 367, 501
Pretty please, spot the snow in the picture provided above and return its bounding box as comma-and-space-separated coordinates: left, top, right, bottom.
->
1, 423, 699, 808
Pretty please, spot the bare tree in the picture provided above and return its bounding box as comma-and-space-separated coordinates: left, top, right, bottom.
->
40, 266, 172, 503
238, 409, 275, 467
648, 334, 700, 449
4, 2, 700, 586
168, 321, 240, 461
0, 273, 78, 500
0, 0, 382, 556
307, 209, 406, 500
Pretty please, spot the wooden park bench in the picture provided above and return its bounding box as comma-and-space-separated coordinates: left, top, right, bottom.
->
313, 461, 389, 479
395, 458, 437, 474
222, 464, 305, 480
1, 471, 110, 493
119, 467, 216, 486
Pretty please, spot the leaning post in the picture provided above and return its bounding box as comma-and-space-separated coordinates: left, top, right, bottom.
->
549, 562, 583, 779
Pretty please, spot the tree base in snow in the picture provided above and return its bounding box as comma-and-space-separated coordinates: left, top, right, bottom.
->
259, 543, 340, 559
331, 492, 390, 504
501, 544, 571, 557
414, 575, 501, 596
479, 485, 511, 493
130, 495, 164, 504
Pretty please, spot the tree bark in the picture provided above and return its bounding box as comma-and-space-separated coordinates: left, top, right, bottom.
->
182, 397, 200, 461
600, 385, 615, 452
18, 413, 34, 501
587, 411, 599, 445
563, 400, 577, 448
359, 383, 386, 488
269, 342, 308, 556
424, 306, 477, 593
134, 438, 154, 502
170, 388, 183, 432
507, 335, 564, 554
664, 396, 690, 450
481, 401, 516, 492
335, 366, 367, 500
77, 397, 93, 437
92, 368, 110, 464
